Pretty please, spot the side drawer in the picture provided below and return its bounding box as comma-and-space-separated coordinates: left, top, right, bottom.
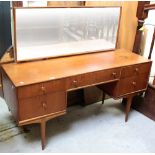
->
67, 68, 121, 90
19, 91, 66, 121
18, 79, 66, 99
117, 74, 148, 96
121, 62, 151, 79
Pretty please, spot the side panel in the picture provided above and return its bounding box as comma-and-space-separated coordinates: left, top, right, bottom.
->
2, 70, 19, 122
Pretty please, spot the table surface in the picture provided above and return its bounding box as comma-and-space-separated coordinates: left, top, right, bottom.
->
2, 49, 151, 87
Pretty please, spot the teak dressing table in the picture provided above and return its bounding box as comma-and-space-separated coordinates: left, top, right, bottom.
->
2, 49, 152, 149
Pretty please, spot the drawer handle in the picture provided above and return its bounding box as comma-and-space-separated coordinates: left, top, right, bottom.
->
132, 81, 136, 87
42, 101, 47, 110
112, 72, 117, 78
73, 80, 78, 86
41, 85, 46, 93
135, 68, 139, 72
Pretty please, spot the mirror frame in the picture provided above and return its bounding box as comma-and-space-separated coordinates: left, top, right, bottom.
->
12, 6, 122, 62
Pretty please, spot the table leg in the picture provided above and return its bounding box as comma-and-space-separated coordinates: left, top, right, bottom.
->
125, 96, 133, 122
102, 92, 106, 104
40, 120, 46, 150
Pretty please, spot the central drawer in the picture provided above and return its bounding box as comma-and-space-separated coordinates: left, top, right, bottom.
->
67, 68, 121, 90
19, 91, 66, 121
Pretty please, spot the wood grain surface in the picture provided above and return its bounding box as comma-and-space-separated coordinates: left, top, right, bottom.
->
2, 49, 151, 87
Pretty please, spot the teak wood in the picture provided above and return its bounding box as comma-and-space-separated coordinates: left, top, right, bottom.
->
1, 49, 152, 150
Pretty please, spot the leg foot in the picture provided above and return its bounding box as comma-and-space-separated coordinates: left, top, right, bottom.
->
40, 120, 46, 150
125, 96, 133, 122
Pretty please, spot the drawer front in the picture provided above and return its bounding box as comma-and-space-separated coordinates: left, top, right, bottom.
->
67, 72, 94, 90
19, 91, 66, 121
18, 79, 66, 99
117, 74, 148, 96
67, 68, 121, 90
94, 68, 121, 83
121, 62, 151, 79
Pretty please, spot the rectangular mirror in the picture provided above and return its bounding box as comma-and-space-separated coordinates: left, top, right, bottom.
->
13, 7, 121, 62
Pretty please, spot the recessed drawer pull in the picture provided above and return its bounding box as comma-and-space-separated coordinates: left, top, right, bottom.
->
112, 72, 117, 78
132, 81, 136, 87
42, 101, 47, 110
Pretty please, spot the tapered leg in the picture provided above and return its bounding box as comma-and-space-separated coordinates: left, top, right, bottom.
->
102, 92, 106, 104
125, 96, 133, 122
40, 120, 46, 150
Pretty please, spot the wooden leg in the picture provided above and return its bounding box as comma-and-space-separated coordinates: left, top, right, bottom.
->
102, 92, 106, 104
40, 120, 46, 150
125, 96, 133, 122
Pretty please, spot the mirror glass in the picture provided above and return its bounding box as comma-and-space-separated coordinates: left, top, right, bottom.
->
14, 7, 121, 61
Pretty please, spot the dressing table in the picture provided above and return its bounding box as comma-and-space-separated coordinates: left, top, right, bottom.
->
1, 7, 152, 150
2, 49, 151, 149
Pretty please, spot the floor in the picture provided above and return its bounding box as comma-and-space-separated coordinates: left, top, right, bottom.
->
0, 97, 155, 153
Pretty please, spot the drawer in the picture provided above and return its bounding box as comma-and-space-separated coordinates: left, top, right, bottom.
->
19, 91, 66, 121
67, 72, 94, 90
117, 74, 148, 96
121, 62, 151, 79
18, 79, 66, 99
67, 68, 121, 90
94, 68, 121, 83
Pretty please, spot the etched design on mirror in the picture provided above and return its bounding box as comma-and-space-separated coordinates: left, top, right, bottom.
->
14, 7, 121, 61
